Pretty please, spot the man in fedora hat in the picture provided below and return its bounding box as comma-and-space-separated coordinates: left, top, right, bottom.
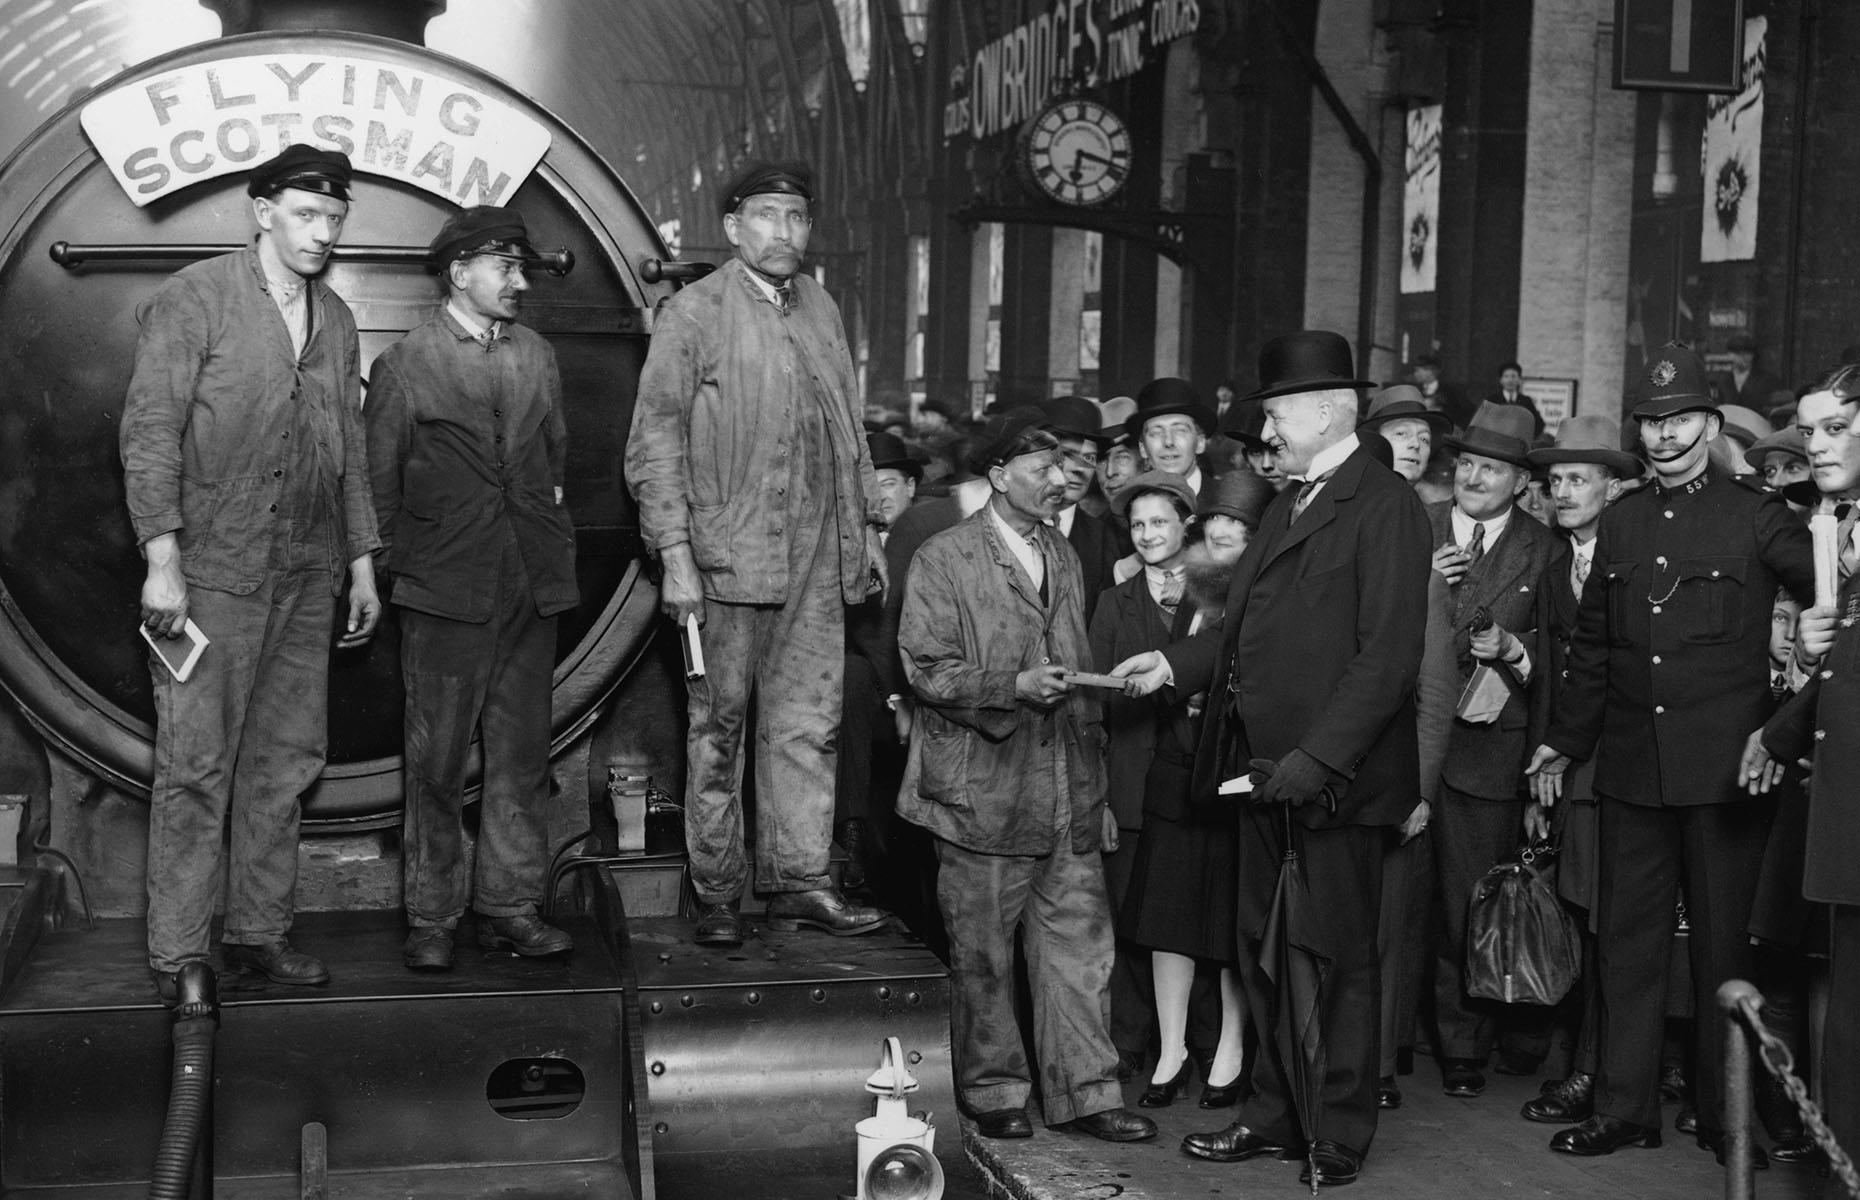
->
1041, 395, 1125, 624
1361, 384, 1451, 487
1513, 414, 1639, 1125
628, 159, 888, 946
1424, 402, 1559, 1097
1114, 329, 1430, 1185
1126, 378, 1217, 496
122, 144, 381, 1000
1527, 344, 1814, 1162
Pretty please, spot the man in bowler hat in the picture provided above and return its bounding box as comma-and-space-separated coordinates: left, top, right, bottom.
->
1115, 329, 1431, 1185
122, 144, 382, 1000
627, 160, 889, 946
1528, 343, 1814, 1162
1126, 378, 1217, 496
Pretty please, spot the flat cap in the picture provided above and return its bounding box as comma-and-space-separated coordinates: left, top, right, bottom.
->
248, 143, 351, 201
722, 160, 815, 215
429, 206, 539, 268
968, 406, 1057, 475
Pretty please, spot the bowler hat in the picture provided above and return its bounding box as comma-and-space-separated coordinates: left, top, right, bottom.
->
1196, 469, 1275, 531
1108, 470, 1198, 521
248, 143, 351, 201
1444, 402, 1535, 468
968, 406, 1056, 475
1041, 395, 1113, 447
1242, 330, 1375, 403
1743, 428, 1808, 472
867, 432, 922, 481
722, 160, 814, 215
1124, 378, 1216, 442
1527, 414, 1642, 478
429, 206, 539, 267
1359, 384, 1451, 437
1631, 343, 1717, 420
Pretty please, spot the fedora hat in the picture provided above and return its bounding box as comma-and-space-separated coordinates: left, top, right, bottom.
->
1359, 384, 1451, 437
1242, 330, 1375, 403
867, 431, 922, 481
1631, 342, 1717, 420
1041, 395, 1114, 447
1714, 404, 1770, 449
1196, 469, 1275, 531
1444, 401, 1535, 468
1098, 396, 1137, 445
1527, 414, 1642, 478
1743, 427, 1808, 472
1108, 470, 1198, 521
1124, 377, 1216, 442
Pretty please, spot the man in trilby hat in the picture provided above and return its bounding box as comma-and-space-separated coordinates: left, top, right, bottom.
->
1360, 384, 1451, 487
1114, 329, 1431, 1185
367, 206, 577, 971
1527, 343, 1814, 1163
122, 143, 381, 1001
627, 159, 888, 947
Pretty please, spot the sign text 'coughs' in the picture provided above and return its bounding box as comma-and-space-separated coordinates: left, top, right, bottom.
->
80, 54, 553, 208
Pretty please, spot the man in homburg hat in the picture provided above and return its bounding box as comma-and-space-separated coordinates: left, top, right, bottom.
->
1425, 402, 1559, 1099
897, 408, 1158, 1146
121, 144, 381, 1001
627, 160, 889, 947
1528, 344, 1814, 1162
366, 207, 577, 971
1115, 330, 1431, 1186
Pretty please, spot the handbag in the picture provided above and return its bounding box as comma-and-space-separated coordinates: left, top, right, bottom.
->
1464, 841, 1583, 1006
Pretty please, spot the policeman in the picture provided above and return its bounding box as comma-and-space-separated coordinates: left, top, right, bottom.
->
1527, 344, 1814, 1162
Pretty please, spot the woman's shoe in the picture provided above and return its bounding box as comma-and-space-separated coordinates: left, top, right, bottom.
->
1199, 1076, 1244, 1109
1138, 1055, 1194, 1108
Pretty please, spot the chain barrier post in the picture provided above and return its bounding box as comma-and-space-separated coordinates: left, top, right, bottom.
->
1720, 978, 1860, 1199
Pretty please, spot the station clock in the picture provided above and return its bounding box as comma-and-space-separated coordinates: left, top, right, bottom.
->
1021, 98, 1132, 207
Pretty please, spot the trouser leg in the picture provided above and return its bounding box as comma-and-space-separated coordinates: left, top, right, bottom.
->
1102, 838, 1156, 1061
399, 606, 496, 928
1379, 827, 1421, 1076
751, 537, 842, 894
683, 601, 763, 903
473, 558, 556, 917
1822, 907, 1860, 1199
835, 653, 875, 826
1432, 786, 1525, 1059
1023, 841, 1122, 1125
146, 584, 271, 970
1574, 927, 1603, 1076
1680, 800, 1769, 1140
221, 569, 333, 948
935, 838, 1035, 1115
1594, 797, 1682, 1129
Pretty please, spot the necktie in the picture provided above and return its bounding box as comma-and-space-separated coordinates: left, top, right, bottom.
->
775, 282, 794, 312
1838, 503, 1858, 579
1158, 570, 1181, 617
1572, 551, 1590, 595
1465, 521, 1486, 566
1290, 469, 1336, 524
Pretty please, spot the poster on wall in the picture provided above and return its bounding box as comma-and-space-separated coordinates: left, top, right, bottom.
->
1700, 16, 1766, 263
1402, 104, 1441, 295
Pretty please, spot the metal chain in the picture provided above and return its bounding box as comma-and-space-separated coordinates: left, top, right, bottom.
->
1736, 994, 1860, 1197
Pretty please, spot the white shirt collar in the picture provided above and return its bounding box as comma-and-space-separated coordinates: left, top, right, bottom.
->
1142, 561, 1182, 608
988, 501, 1044, 586
1572, 534, 1598, 560
1451, 503, 1514, 546
1184, 465, 1203, 496
1053, 504, 1077, 536
1293, 433, 1359, 483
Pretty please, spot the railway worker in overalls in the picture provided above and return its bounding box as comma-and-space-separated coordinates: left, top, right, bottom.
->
626, 160, 889, 947
366, 207, 578, 971
121, 144, 382, 1002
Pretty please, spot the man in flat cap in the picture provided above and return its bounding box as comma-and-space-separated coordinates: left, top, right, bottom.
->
1527, 343, 1813, 1163
366, 206, 577, 971
898, 407, 1156, 1146
121, 143, 381, 1001
627, 159, 889, 946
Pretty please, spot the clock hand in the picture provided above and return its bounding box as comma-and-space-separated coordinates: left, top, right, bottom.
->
1073, 148, 1128, 178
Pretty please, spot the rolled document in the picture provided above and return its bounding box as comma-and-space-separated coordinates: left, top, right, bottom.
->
1810, 505, 1840, 610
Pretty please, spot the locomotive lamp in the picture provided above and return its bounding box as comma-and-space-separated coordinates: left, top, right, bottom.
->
852, 1037, 942, 1200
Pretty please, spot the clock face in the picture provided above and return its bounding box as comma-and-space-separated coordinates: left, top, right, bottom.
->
1024, 99, 1132, 207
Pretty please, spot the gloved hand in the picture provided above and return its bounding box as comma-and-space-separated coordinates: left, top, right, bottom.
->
1254, 748, 1334, 809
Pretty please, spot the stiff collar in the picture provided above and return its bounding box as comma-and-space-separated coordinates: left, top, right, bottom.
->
1451, 502, 1514, 546
1290, 433, 1360, 483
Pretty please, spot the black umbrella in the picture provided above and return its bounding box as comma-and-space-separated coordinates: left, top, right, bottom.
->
1251, 761, 1336, 1195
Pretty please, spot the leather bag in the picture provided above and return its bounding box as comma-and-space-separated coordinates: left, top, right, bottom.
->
1464, 842, 1583, 1006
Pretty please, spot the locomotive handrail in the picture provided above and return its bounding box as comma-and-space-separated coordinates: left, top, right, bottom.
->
48, 241, 576, 276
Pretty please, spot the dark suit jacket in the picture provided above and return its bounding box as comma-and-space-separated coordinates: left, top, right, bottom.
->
1709, 367, 1787, 416
1530, 541, 1602, 912
1763, 569, 1860, 906
1429, 502, 1556, 800
1090, 573, 1197, 829
1066, 507, 1122, 626
1165, 441, 1431, 830
1546, 468, 1814, 806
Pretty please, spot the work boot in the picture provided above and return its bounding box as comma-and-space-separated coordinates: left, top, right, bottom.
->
222, 939, 330, 986
765, 887, 888, 936
694, 901, 745, 947
476, 914, 572, 957
835, 817, 870, 891
403, 925, 456, 971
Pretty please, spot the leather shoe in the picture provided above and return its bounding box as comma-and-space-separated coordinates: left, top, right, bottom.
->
403, 926, 455, 971
1674, 1105, 1699, 1136
1442, 1058, 1486, 1098
694, 901, 745, 947
972, 1108, 1032, 1139
1063, 1107, 1157, 1143
1697, 1130, 1769, 1169
1138, 1054, 1193, 1108
1114, 1048, 1142, 1081
765, 888, 887, 936
1377, 1076, 1402, 1110
1550, 1114, 1662, 1155
1297, 1140, 1362, 1187
1199, 1077, 1243, 1109
1181, 1122, 1289, 1162
1522, 1072, 1593, 1124
1769, 1137, 1822, 1165
477, 914, 572, 957
222, 939, 329, 986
